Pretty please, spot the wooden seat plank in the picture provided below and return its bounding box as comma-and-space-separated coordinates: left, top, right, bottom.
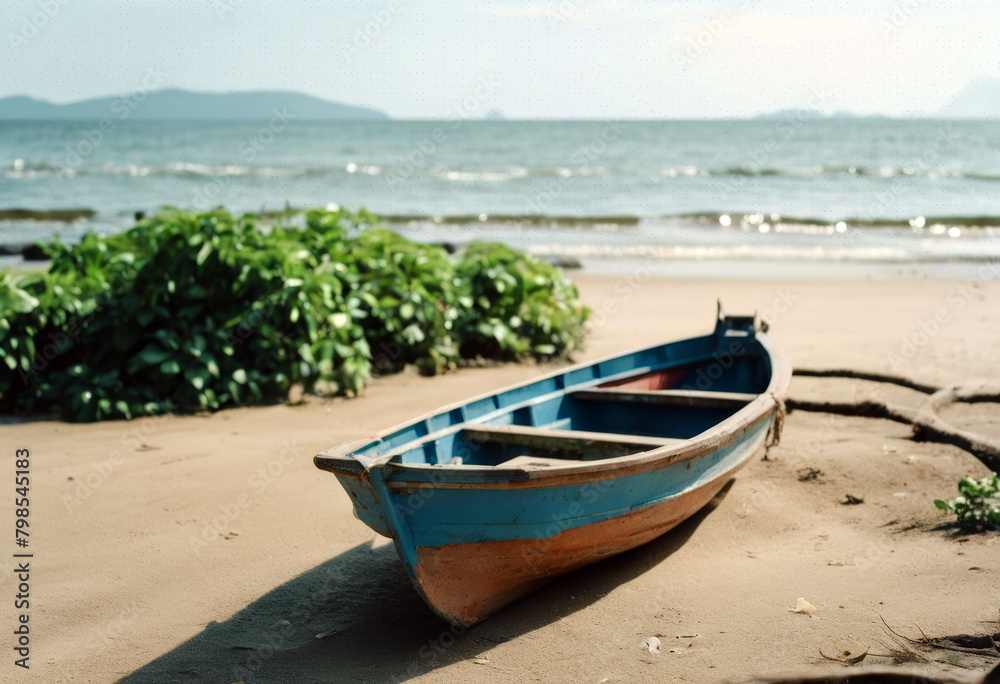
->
463, 423, 682, 450
572, 388, 757, 410
496, 455, 579, 469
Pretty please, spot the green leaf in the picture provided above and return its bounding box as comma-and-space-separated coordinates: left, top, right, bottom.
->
0, 278, 40, 313
196, 241, 212, 266
160, 360, 181, 374
137, 343, 172, 365
115, 400, 132, 419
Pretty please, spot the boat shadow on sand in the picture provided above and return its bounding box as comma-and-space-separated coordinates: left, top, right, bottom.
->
122, 482, 735, 683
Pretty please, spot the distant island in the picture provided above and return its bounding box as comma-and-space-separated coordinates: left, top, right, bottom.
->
753, 109, 889, 120
0, 89, 389, 120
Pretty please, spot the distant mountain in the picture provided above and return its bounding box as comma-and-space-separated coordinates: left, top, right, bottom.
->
0, 89, 389, 120
939, 78, 1000, 119
754, 109, 826, 120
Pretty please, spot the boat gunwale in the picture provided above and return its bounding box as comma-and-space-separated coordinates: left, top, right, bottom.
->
314, 328, 790, 490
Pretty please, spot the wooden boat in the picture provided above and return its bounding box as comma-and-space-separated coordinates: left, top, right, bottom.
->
314, 307, 790, 627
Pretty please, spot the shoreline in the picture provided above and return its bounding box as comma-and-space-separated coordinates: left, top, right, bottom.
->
4, 205, 1000, 281
1, 275, 998, 682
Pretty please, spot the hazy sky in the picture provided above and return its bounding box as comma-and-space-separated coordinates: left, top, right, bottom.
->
2, 0, 998, 118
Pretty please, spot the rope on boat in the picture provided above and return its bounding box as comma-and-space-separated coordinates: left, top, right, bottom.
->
764, 390, 787, 458
786, 368, 1000, 472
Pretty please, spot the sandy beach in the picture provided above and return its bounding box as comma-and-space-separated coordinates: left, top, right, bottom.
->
2, 274, 998, 683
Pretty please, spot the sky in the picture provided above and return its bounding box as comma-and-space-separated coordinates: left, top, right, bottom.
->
1, 0, 998, 119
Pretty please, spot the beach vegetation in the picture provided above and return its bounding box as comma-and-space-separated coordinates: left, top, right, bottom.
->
0, 207, 589, 422
934, 473, 1000, 531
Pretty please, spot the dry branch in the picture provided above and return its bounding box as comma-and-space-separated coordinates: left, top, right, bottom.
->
788, 369, 1000, 471
793, 368, 939, 394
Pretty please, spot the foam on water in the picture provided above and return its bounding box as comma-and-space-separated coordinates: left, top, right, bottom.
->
2, 119, 1000, 277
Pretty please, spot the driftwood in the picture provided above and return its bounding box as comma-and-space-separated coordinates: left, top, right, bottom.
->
787, 369, 1000, 472
747, 368, 999, 684
793, 368, 940, 395
739, 662, 998, 684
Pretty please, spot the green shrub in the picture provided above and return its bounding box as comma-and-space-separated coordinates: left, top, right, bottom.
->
0, 208, 589, 422
455, 242, 588, 360
934, 473, 1000, 531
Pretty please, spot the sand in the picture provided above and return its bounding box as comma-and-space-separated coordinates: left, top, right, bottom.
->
2, 275, 998, 683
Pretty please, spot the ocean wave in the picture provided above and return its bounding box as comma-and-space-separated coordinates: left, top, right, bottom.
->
8, 157, 999, 183
7, 206, 1000, 234
433, 166, 530, 182
1, 159, 342, 179
525, 243, 999, 264
385, 212, 1000, 235
384, 213, 641, 227
674, 165, 1000, 180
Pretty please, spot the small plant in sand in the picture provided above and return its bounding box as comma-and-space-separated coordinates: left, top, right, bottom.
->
934, 473, 1000, 531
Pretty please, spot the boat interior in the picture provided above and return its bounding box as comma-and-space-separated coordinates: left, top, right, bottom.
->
375, 336, 774, 469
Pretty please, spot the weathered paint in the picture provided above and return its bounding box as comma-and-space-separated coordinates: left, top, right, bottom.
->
314, 312, 791, 627
383, 418, 768, 548
412, 466, 746, 627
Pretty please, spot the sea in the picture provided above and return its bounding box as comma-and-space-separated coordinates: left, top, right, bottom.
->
2, 118, 999, 278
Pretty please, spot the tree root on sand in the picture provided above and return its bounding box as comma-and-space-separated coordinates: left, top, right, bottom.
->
787, 368, 1000, 472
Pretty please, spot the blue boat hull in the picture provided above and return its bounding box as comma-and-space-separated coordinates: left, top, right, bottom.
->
316, 311, 790, 626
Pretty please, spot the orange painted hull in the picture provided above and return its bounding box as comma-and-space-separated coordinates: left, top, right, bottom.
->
410, 466, 742, 627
